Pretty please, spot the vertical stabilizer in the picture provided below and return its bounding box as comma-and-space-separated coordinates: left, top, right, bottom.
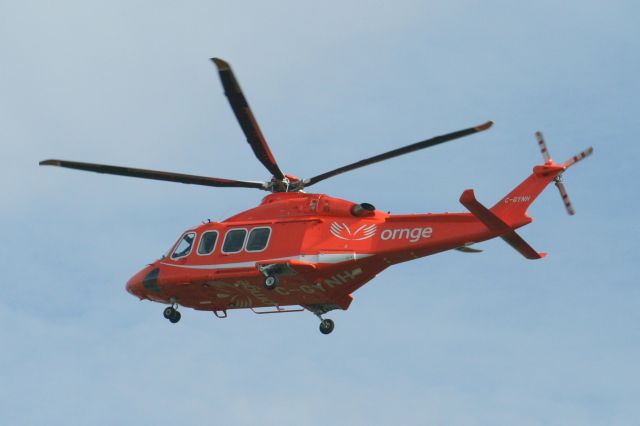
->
490, 169, 561, 226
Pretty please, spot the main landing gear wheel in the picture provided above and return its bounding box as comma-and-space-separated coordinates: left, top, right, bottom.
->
169, 311, 181, 323
319, 318, 335, 335
264, 275, 279, 290
163, 306, 181, 324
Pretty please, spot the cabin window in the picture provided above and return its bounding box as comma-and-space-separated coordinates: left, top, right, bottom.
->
171, 232, 196, 259
246, 227, 271, 252
197, 231, 219, 255
222, 229, 247, 254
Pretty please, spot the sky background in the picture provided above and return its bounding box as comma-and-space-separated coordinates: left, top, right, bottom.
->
1, 1, 639, 425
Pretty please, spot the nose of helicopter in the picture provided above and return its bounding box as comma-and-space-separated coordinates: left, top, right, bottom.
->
126, 265, 159, 299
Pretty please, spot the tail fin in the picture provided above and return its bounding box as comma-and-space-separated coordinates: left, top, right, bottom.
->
490, 132, 593, 226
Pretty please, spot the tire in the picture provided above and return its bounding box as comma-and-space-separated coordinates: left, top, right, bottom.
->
169, 311, 181, 324
264, 275, 278, 290
163, 306, 175, 319
319, 319, 334, 335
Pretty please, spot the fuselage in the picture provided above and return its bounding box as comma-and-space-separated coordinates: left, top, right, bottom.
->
126, 192, 502, 314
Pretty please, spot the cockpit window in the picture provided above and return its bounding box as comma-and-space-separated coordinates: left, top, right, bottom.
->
197, 231, 218, 255
222, 229, 247, 253
171, 232, 196, 259
246, 227, 271, 252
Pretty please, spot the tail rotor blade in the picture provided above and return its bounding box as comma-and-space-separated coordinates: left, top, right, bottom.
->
555, 180, 575, 215
563, 147, 594, 169
535, 131, 552, 163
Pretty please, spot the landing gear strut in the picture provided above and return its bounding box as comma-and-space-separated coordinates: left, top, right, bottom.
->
305, 304, 337, 335
163, 305, 181, 323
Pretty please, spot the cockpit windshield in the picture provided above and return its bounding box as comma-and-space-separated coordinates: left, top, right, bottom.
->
171, 232, 196, 259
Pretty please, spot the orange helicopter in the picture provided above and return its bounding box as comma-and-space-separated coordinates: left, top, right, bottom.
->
40, 58, 593, 334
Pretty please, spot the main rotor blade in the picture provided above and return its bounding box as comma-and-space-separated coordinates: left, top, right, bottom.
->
39, 159, 268, 190
304, 121, 493, 187
211, 58, 285, 180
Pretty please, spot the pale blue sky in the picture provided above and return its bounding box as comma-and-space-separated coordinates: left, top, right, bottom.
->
1, 1, 639, 425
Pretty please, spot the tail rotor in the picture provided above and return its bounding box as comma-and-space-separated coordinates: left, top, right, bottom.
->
534, 131, 593, 216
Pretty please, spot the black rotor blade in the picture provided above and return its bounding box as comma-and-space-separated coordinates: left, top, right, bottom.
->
304, 121, 494, 187
39, 159, 268, 190
211, 58, 285, 180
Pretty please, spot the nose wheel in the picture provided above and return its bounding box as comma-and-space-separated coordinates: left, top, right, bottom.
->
264, 274, 279, 290
163, 306, 181, 324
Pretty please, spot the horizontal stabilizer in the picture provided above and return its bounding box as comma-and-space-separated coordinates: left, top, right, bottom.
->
454, 244, 483, 253
460, 189, 545, 260
501, 231, 546, 259
460, 189, 510, 231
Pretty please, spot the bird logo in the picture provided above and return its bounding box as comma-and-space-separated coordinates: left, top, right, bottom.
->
330, 222, 377, 241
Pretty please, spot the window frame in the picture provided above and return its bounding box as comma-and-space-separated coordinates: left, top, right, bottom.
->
221, 228, 248, 254
245, 226, 272, 253
170, 231, 197, 260
196, 230, 219, 256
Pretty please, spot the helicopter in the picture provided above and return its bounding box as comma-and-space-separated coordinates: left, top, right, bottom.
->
40, 58, 593, 334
